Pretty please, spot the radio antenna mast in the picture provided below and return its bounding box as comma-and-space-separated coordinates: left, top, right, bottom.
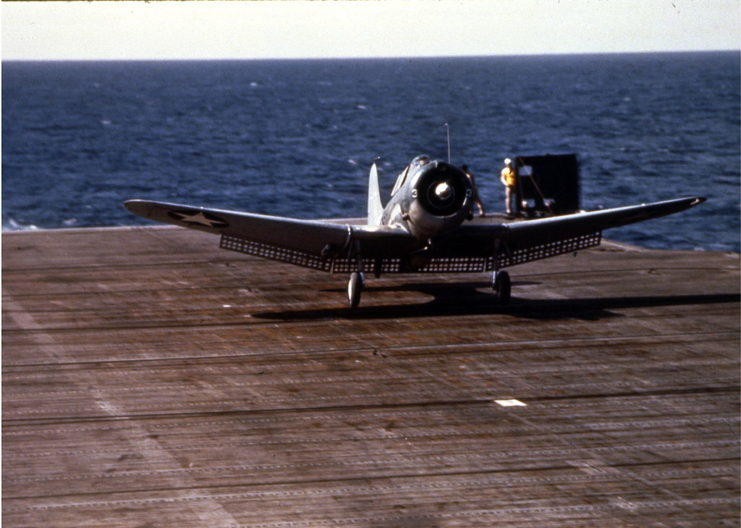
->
444, 123, 451, 163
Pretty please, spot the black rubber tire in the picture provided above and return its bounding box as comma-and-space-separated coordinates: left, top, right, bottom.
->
347, 272, 364, 308
492, 271, 511, 305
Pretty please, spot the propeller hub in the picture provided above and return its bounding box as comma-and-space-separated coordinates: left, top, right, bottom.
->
434, 182, 453, 201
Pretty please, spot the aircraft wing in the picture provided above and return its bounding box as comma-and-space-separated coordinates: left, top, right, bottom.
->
503, 196, 705, 247
490, 196, 706, 268
126, 196, 704, 274
425, 196, 705, 270
124, 199, 419, 272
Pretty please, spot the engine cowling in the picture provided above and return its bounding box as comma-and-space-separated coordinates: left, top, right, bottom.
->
405, 161, 473, 240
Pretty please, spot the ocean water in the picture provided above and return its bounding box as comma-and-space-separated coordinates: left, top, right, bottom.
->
3, 53, 739, 251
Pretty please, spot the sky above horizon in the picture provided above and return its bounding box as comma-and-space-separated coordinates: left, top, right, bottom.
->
2, 1, 739, 61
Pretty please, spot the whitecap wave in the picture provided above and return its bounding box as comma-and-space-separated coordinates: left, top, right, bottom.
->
4, 218, 40, 231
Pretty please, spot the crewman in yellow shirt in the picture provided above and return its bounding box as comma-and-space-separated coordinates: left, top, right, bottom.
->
500, 158, 517, 215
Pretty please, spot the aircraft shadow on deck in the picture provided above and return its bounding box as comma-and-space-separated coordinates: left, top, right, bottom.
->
251, 282, 738, 322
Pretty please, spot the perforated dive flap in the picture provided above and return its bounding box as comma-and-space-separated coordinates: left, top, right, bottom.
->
495, 232, 602, 269
221, 234, 333, 272
220, 231, 602, 274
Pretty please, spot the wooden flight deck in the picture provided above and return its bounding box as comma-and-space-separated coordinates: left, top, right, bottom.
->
3, 226, 740, 527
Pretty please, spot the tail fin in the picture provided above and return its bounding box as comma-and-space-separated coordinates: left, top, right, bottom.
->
367, 161, 384, 226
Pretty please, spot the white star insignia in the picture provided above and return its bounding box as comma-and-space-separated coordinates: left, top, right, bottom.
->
171, 211, 227, 228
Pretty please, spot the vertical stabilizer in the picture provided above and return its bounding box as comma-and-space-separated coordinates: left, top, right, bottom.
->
367, 162, 384, 226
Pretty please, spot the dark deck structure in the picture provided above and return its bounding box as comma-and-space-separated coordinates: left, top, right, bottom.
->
3, 226, 739, 527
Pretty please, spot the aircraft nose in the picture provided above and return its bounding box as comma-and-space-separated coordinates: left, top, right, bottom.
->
434, 182, 453, 200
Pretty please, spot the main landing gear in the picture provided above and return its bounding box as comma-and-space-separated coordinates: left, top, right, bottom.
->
492, 270, 511, 305
347, 272, 365, 308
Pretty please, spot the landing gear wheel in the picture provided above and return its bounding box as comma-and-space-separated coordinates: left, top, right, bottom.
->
347, 272, 365, 308
492, 270, 511, 305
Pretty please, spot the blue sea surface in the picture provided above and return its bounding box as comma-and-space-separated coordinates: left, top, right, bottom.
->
3, 53, 739, 251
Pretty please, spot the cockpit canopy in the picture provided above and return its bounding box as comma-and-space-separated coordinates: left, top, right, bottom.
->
411, 155, 430, 167
391, 155, 431, 197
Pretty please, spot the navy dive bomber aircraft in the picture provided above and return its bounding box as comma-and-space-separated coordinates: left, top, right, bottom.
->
125, 156, 704, 307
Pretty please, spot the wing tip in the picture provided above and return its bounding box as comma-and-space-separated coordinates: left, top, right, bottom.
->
673, 196, 706, 212
123, 199, 150, 217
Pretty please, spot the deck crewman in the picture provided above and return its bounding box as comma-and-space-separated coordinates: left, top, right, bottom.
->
500, 158, 517, 215
461, 164, 486, 217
